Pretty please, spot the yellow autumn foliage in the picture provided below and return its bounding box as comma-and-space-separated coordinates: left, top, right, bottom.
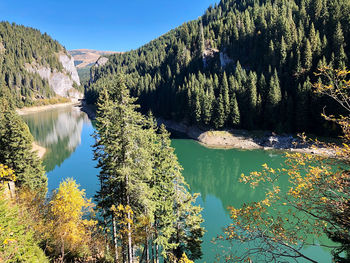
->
49, 178, 96, 258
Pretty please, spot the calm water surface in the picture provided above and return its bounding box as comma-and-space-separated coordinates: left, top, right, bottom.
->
22, 106, 332, 263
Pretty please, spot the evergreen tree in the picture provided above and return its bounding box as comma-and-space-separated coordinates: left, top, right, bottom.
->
0, 97, 47, 194
264, 70, 282, 129
213, 94, 225, 129
0, 197, 48, 262
222, 72, 230, 116
230, 93, 240, 127
295, 78, 311, 132
303, 39, 313, 71
246, 72, 257, 129
94, 75, 154, 263
94, 75, 204, 262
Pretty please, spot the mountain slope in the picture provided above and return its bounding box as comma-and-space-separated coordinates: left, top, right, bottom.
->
0, 22, 82, 108
69, 49, 117, 69
86, 0, 350, 135
69, 49, 118, 84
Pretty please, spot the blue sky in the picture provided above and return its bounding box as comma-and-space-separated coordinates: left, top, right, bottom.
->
0, 0, 219, 52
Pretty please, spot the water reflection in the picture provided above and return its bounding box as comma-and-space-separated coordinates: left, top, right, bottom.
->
172, 139, 286, 214
172, 139, 333, 262
22, 106, 90, 172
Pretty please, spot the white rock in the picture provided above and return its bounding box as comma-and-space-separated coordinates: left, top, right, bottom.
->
25, 52, 83, 100
59, 54, 80, 85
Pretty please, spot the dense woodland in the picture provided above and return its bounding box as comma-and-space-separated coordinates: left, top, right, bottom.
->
87, 0, 350, 135
1, 0, 350, 262
0, 22, 71, 107
0, 72, 203, 261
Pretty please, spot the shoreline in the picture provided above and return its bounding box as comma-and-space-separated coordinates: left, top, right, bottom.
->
32, 142, 46, 159
16, 100, 81, 116
158, 119, 335, 157
65, 104, 335, 157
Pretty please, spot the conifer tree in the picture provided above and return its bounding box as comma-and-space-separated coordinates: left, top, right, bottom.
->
246, 72, 257, 128
94, 75, 154, 263
303, 39, 313, 71
0, 96, 47, 194
214, 94, 225, 129
222, 72, 230, 116
94, 75, 204, 262
230, 93, 240, 127
264, 70, 282, 129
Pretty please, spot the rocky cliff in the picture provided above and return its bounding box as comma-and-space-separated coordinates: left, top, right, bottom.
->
26, 53, 82, 100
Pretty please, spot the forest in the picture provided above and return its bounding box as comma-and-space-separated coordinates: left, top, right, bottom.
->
0, 74, 203, 262
86, 0, 350, 135
0, 0, 350, 262
0, 22, 73, 107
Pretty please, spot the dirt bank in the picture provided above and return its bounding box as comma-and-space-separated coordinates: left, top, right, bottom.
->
32, 142, 46, 159
17, 100, 80, 116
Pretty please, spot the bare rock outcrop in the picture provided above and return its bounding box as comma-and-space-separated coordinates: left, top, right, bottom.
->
89, 56, 109, 84
94, 56, 109, 67
25, 53, 82, 100
59, 54, 80, 85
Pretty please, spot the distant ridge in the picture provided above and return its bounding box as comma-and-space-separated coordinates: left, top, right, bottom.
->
69, 49, 119, 69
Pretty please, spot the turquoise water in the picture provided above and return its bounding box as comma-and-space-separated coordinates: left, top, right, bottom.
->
22, 106, 333, 262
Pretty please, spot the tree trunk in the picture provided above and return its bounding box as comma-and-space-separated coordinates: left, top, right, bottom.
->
145, 230, 150, 263
60, 236, 65, 263
155, 244, 159, 263
127, 197, 133, 263
113, 214, 119, 263
152, 242, 155, 263
126, 174, 133, 263
123, 239, 127, 263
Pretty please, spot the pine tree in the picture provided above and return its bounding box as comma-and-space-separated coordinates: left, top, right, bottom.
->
333, 22, 346, 68
151, 125, 203, 261
264, 70, 282, 129
94, 75, 154, 263
202, 88, 213, 126
230, 93, 240, 127
214, 94, 225, 129
303, 39, 313, 71
94, 75, 204, 262
295, 78, 311, 132
246, 72, 257, 129
0, 97, 47, 194
280, 36, 287, 66
222, 72, 230, 116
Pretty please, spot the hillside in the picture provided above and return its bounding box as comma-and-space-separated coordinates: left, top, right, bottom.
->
86, 0, 350, 136
69, 49, 118, 84
0, 22, 82, 108
69, 49, 117, 69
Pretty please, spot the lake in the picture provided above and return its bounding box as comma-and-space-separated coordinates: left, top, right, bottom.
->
22, 105, 332, 263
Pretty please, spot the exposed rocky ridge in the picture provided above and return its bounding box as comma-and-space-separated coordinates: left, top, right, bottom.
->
25, 53, 82, 99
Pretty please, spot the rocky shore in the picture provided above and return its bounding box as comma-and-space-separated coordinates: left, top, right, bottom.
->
73, 105, 335, 157
158, 119, 335, 157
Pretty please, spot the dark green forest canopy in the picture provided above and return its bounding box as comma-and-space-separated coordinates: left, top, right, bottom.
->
0, 22, 68, 107
86, 0, 350, 135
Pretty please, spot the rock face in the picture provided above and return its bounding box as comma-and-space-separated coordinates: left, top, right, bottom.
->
89, 56, 109, 84
26, 53, 83, 100
59, 54, 81, 85
94, 56, 109, 67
